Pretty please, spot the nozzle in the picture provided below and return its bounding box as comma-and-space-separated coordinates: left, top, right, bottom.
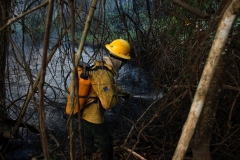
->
78, 62, 91, 80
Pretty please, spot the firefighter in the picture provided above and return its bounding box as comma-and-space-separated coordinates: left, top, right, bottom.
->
82, 39, 132, 160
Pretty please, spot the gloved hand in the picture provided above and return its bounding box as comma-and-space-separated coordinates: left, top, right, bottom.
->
122, 92, 133, 99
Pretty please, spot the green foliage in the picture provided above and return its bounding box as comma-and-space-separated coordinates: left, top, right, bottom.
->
172, 16, 178, 23
20, 11, 46, 46
233, 17, 240, 33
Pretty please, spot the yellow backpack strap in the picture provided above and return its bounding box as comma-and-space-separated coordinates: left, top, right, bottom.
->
89, 61, 114, 74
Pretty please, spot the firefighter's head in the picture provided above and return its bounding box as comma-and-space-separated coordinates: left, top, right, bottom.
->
105, 39, 131, 60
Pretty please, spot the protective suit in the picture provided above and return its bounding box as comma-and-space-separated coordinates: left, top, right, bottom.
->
82, 39, 131, 160
82, 61, 126, 159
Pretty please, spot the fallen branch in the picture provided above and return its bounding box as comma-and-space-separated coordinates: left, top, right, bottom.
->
121, 146, 146, 160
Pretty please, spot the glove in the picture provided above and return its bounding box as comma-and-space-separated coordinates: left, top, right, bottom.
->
122, 92, 133, 99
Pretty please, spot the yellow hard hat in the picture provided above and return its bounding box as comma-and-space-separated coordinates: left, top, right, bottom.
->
105, 39, 131, 60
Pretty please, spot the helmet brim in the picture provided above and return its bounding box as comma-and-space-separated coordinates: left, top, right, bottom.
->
105, 44, 131, 60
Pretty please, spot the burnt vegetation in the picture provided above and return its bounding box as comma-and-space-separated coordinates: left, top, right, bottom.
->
0, 0, 240, 160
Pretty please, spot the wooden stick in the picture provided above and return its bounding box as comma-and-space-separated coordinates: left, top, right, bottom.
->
121, 146, 146, 160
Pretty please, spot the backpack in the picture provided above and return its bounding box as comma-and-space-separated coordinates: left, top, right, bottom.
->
88, 61, 118, 110
66, 61, 118, 114
65, 65, 91, 115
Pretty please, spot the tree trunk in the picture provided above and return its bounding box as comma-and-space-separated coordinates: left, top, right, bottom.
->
0, 0, 11, 153
190, 0, 237, 159
0, 0, 9, 117
190, 54, 226, 160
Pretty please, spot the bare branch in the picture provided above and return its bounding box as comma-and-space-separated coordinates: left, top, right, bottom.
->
170, 0, 210, 18
38, 0, 55, 159
31, 134, 61, 160
0, 0, 49, 32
